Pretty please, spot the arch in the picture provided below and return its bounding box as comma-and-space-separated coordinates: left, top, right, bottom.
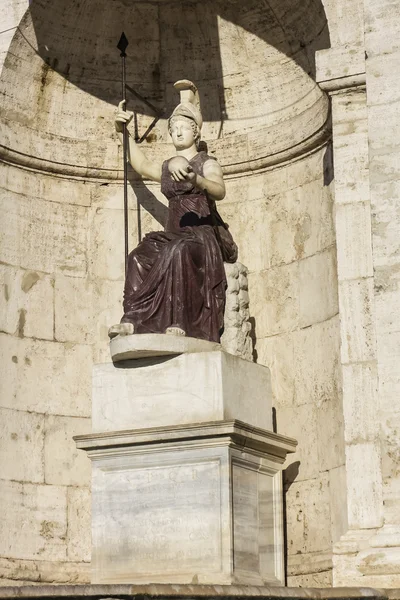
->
0, 0, 331, 177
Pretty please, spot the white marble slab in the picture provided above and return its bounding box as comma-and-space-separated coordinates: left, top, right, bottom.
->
92, 350, 272, 432
109, 333, 221, 361
76, 421, 296, 585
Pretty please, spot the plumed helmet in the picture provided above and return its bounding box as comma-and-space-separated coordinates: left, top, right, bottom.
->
169, 80, 203, 131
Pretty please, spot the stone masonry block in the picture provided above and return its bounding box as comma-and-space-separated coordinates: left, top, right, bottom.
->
222, 197, 270, 274
335, 202, 374, 280
341, 362, 378, 443
0, 333, 91, 417
345, 441, 383, 529
67, 487, 91, 563
1, 163, 91, 208
0, 264, 54, 341
278, 402, 319, 482
0, 407, 44, 484
44, 415, 91, 487
299, 246, 338, 328
329, 465, 349, 545
293, 316, 341, 407
54, 274, 94, 344
256, 333, 295, 408
248, 263, 299, 338
285, 472, 331, 556
88, 206, 135, 282
92, 278, 124, 364
0, 480, 67, 561
339, 277, 376, 364
316, 397, 345, 472
93, 351, 272, 433
0, 190, 87, 276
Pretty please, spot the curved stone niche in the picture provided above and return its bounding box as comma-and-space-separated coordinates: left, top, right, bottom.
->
0, 0, 330, 178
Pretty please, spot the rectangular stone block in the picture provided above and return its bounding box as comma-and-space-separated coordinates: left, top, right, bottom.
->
0, 333, 91, 418
54, 274, 94, 344
67, 487, 91, 563
221, 196, 270, 274
316, 46, 365, 84
335, 202, 374, 280
92, 351, 272, 433
0, 190, 88, 276
248, 263, 299, 338
345, 441, 383, 529
293, 315, 341, 407
299, 247, 338, 328
44, 415, 91, 486
332, 134, 370, 205
341, 362, 378, 443
76, 421, 296, 585
0, 264, 54, 341
277, 402, 319, 482
0, 480, 67, 561
0, 407, 44, 483
316, 397, 346, 472
285, 472, 331, 556
330, 465, 349, 544
339, 277, 376, 364
256, 333, 295, 408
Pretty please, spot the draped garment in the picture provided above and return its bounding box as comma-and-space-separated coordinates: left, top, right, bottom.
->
121, 151, 226, 342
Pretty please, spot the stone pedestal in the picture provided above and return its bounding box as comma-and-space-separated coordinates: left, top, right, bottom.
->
94, 337, 272, 432
75, 336, 296, 586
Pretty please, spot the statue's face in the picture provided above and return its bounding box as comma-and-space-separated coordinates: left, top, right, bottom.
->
170, 118, 196, 150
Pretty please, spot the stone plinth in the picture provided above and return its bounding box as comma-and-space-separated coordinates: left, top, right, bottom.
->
0, 584, 392, 600
109, 334, 222, 361
77, 340, 296, 586
94, 342, 272, 432
75, 420, 296, 586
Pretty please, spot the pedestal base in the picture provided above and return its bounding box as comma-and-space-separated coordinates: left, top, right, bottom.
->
75, 420, 296, 586
92, 349, 272, 432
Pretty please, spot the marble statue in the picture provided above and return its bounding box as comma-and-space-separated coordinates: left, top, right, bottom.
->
109, 80, 237, 343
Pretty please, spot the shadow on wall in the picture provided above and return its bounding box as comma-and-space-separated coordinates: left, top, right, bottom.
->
23, 0, 330, 120
128, 174, 169, 230
323, 141, 334, 186
283, 460, 300, 585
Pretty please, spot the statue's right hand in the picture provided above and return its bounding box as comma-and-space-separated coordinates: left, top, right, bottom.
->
115, 100, 134, 133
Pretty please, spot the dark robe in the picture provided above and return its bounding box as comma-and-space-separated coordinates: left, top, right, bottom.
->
121, 152, 227, 342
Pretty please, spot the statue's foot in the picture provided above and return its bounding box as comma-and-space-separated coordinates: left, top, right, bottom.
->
108, 322, 135, 339
165, 326, 186, 337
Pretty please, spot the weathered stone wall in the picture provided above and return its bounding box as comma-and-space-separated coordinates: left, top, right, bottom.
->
315, 0, 400, 588
6, 0, 399, 589
219, 148, 344, 586
1, 145, 342, 585
0, 164, 93, 584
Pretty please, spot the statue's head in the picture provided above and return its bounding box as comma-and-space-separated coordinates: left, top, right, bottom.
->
168, 80, 202, 151
168, 114, 201, 150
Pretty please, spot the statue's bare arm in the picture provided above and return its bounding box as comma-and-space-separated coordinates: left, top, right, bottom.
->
166, 158, 226, 201
115, 101, 162, 183
196, 159, 225, 201
115, 101, 225, 199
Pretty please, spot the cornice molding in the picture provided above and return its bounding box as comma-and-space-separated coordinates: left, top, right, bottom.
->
0, 116, 331, 181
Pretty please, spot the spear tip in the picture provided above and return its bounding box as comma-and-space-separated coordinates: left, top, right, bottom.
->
117, 32, 129, 56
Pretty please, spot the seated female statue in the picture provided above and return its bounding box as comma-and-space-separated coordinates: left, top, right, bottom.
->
110, 80, 237, 343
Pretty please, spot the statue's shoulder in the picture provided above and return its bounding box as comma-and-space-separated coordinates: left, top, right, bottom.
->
193, 151, 218, 168
201, 151, 217, 162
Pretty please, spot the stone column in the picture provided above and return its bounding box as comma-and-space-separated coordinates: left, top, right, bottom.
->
316, 48, 384, 585
359, 0, 400, 582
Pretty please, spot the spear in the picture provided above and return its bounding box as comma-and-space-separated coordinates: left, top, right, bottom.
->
117, 32, 129, 274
